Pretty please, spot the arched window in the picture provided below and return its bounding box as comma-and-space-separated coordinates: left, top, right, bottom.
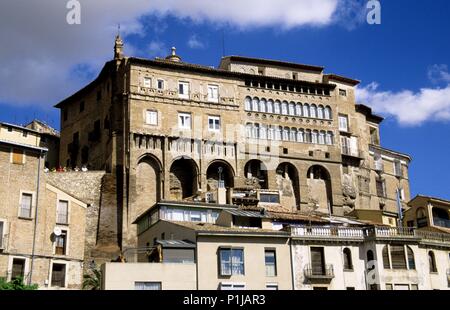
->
325, 131, 333, 145
310, 104, 317, 118
318, 131, 325, 145
275, 126, 282, 141
267, 100, 274, 113
289, 102, 295, 116
259, 99, 267, 113
268, 126, 274, 140
343, 248, 353, 271
407, 246, 415, 270
367, 250, 375, 271
282, 127, 289, 141
429, 251, 437, 273
303, 104, 310, 117
311, 130, 318, 144
253, 123, 260, 139
305, 129, 312, 143
252, 98, 259, 112
324, 106, 332, 119
297, 129, 304, 143
260, 125, 267, 140
296, 103, 302, 116
391, 245, 407, 269
245, 123, 252, 138
318, 105, 324, 119
290, 128, 297, 141
382, 245, 390, 269
281, 101, 288, 115
274, 101, 281, 114
244, 97, 252, 111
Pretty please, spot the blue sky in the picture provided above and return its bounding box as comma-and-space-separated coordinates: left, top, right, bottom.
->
1, 0, 449, 199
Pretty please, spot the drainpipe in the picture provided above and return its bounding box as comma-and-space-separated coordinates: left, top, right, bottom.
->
29, 149, 46, 285
289, 236, 296, 290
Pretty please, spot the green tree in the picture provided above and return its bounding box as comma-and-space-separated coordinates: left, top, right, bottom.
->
0, 277, 38, 290
82, 268, 102, 290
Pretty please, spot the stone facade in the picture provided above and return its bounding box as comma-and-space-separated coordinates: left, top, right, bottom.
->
54, 38, 413, 253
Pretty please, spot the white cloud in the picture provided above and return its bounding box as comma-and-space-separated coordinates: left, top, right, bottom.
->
428, 64, 450, 84
356, 82, 450, 126
187, 35, 205, 49
0, 0, 351, 107
148, 41, 167, 57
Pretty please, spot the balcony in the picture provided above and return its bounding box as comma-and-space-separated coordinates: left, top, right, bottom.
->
291, 226, 365, 241
341, 146, 363, 159
415, 230, 450, 244
365, 226, 418, 241
304, 264, 334, 280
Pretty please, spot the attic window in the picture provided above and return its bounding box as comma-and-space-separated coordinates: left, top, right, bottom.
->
293, 73, 298, 80
339, 89, 347, 97
258, 67, 265, 75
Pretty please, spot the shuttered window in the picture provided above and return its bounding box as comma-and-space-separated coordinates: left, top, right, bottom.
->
12, 149, 24, 165
390, 245, 407, 270
311, 247, 325, 275
382, 246, 390, 269
20, 193, 32, 218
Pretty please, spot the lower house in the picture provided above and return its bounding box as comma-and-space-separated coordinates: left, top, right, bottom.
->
0, 182, 88, 289
101, 206, 450, 290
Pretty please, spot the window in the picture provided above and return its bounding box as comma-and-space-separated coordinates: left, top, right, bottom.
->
146, 110, 158, 125
12, 148, 25, 165
178, 113, 191, 130
220, 283, 246, 290
311, 130, 318, 144
343, 248, 353, 271
55, 230, 67, 255
281, 102, 288, 115
296, 103, 302, 116
79, 101, 85, 113
410, 284, 418, 290
157, 79, 165, 90
57, 200, 69, 224
339, 89, 347, 96
219, 248, 244, 276
318, 131, 325, 145
297, 129, 304, 143
266, 283, 278, 290
143, 77, 151, 88
51, 263, 66, 287
265, 250, 277, 277
317, 105, 324, 119
178, 82, 190, 99
244, 97, 252, 111
267, 100, 274, 113
290, 128, 297, 142
207, 85, 219, 103
135, 282, 162, 290
325, 132, 333, 145
11, 258, 26, 281
282, 127, 289, 141
274, 101, 281, 114
310, 104, 317, 118
376, 179, 387, 198
429, 251, 437, 273
385, 284, 393, 290
370, 127, 380, 145
382, 246, 390, 269
260, 125, 267, 140
339, 115, 349, 132
19, 193, 33, 218
259, 99, 267, 113
208, 116, 221, 131
324, 106, 332, 119
407, 246, 415, 270
252, 98, 259, 112
303, 104, 310, 117
311, 247, 326, 275
393, 160, 402, 177
289, 103, 295, 116
391, 245, 407, 270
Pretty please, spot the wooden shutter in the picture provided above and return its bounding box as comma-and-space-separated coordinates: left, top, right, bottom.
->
382, 246, 390, 269
311, 247, 325, 275
12, 149, 24, 164
390, 245, 407, 269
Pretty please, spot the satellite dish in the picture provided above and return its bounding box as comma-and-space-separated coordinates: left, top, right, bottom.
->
53, 227, 62, 236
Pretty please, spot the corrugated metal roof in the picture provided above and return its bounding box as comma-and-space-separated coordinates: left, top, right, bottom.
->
156, 240, 196, 249
225, 209, 268, 218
